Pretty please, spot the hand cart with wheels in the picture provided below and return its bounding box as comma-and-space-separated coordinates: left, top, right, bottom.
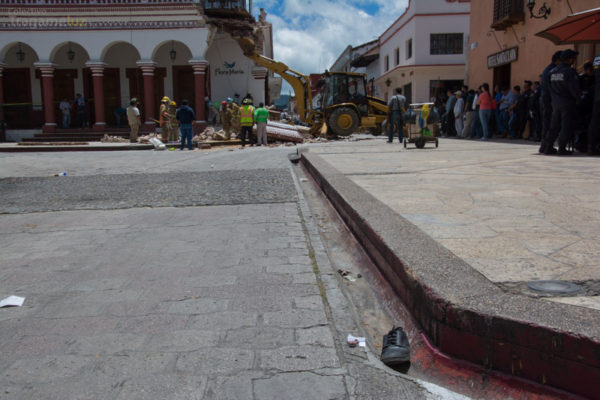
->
403, 102, 439, 149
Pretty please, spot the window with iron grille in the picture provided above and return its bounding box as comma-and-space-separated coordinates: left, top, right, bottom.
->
492, 0, 524, 29
430, 33, 463, 55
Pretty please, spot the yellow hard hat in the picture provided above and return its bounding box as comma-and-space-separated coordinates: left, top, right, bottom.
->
161, 96, 170, 102
170, 101, 177, 107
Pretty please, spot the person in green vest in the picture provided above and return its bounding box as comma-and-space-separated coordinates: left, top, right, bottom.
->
254, 102, 269, 146
239, 98, 255, 147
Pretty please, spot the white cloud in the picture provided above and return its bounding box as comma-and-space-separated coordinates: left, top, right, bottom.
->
253, 0, 409, 94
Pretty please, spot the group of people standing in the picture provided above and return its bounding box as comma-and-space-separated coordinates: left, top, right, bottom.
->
435, 48, 598, 156
440, 84, 495, 141
126, 92, 270, 150
217, 94, 269, 147
126, 96, 195, 150
58, 93, 88, 129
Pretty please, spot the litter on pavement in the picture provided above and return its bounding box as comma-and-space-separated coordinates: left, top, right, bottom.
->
338, 269, 361, 282
149, 137, 166, 150
347, 333, 366, 348
0, 296, 25, 308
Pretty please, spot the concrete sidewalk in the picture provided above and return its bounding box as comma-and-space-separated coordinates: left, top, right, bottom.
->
301, 137, 600, 399
0, 147, 464, 400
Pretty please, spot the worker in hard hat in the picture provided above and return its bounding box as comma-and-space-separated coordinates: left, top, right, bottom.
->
159, 96, 170, 142
168, 101, 179, 143
239, 98, 255, 147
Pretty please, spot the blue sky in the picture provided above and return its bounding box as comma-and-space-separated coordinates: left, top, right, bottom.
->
252, 0, 409, 91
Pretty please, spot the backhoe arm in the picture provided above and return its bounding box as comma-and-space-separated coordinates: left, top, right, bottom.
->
235, 38, 313, 123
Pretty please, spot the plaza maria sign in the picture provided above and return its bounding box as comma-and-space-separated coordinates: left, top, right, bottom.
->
214, 61, 245, 76
488, 47, 518, 69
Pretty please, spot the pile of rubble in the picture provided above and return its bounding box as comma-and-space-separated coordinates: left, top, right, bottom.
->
100, 134, 129, 143
136, 134, 158, 144
194, 127, 237, 142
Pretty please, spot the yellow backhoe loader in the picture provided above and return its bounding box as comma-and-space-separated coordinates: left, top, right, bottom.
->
236, 38, 388, 136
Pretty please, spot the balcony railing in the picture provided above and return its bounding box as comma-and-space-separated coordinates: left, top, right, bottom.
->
0, 0, 197, 4
492, 0, 524, 30
202, 0, 250, 12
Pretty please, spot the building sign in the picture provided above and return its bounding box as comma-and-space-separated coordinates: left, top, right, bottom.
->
214, 61, 245, 76
488, 47, 518, 69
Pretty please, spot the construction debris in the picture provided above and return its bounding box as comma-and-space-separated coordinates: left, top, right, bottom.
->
100, 134, 128, 143
194, 127, 237, 143
149, 137, 166, 150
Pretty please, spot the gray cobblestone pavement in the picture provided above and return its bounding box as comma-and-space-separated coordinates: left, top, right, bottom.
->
0, 147, 463, 400
0, 170, 296, 214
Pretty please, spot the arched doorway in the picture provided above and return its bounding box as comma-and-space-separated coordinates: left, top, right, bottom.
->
102, 42, 142, 127
1, 42, 42, 129
152, 41, 193, 110
49, 42, 90, 128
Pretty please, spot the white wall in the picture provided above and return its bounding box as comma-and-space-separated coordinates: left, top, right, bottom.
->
206, 33, 265, 105
379, 18, 416, 75
414, 14, 470, 66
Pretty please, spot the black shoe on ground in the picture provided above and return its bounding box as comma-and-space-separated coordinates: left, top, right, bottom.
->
544, 147, 558, 155
538, 144, 546, 153
381, 326, 410, 366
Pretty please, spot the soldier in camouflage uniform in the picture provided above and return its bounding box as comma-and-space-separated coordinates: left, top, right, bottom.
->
168, 101, 179, 143
220, 100, 231, 140
229, 101, 241, 138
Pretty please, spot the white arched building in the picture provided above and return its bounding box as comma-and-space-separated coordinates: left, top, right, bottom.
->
0, 0, 273, 137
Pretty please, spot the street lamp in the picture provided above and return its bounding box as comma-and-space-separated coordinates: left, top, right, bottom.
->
169, 41, 177, 62
16, 43, 25, 63
526, 0, 551, 19
67, 42, 75, 63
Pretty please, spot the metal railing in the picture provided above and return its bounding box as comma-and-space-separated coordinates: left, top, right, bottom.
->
492, 0, 524, 29
202, 0, 250, 12
0, 0, 197, 5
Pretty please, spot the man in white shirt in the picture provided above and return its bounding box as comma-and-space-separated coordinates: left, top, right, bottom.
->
59, 98, 71, 129
126, 98, 141, 143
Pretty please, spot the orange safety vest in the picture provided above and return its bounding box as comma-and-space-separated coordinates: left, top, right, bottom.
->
240, 106, 254, 126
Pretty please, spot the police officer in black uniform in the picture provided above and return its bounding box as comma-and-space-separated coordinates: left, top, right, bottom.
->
546, 49, 581, 155
539, 51, 563, 153
589, 52, 600, 155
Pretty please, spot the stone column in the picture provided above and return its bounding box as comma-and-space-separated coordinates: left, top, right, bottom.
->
0, 63, 5, 141
86, 61, 107, 132
252, 67, 268, 105
34, 62, 57, 133
136, 60, 157, 129
189, 59, 209, 133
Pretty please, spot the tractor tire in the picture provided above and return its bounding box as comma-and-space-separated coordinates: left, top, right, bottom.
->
328, 107, 359, 136
415, 137, 426, 149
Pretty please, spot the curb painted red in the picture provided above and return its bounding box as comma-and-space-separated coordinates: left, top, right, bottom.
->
301, 152, 600, 400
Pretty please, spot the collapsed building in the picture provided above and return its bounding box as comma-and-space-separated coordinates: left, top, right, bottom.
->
0, 0, 281, 141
